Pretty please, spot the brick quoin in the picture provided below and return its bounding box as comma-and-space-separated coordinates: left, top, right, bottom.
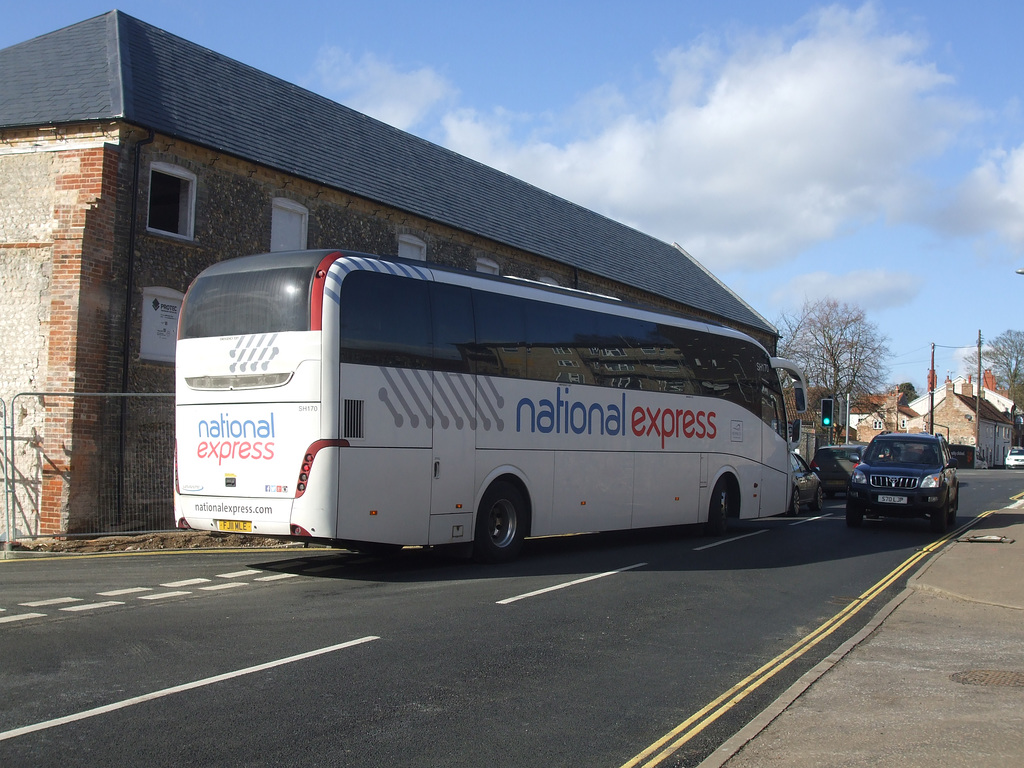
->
39, 145, 120, 534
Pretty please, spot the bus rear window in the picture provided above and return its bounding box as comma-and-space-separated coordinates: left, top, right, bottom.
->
180, 266, 314, 339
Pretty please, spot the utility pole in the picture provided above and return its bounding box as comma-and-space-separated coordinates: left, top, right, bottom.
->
928, 342, 935, 435
976, 330, 982, 453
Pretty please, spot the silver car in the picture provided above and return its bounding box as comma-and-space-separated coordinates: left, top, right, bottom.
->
1006, 447, 1024, 469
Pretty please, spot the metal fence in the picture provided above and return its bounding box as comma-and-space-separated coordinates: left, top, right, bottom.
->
2, 399, 10, 545
3, 392, 174, 541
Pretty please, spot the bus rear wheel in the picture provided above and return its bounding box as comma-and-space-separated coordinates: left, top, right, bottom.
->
705, 477, 732, 536
474, 481, 527, 563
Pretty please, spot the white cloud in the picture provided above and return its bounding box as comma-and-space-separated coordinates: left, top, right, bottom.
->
940, 144, 1024, 250
308, 46, 456, 131
435, 4, 973, 271
772, 269, 919, 311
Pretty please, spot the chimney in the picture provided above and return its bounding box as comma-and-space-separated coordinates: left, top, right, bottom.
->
962, 376, 974, 399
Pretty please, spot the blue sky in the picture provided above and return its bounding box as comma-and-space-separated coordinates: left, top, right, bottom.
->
5, 1, 1023, 393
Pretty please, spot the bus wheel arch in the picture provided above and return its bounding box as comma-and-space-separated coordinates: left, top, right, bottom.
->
705, 472, 739, 536
473, 475, 531, 563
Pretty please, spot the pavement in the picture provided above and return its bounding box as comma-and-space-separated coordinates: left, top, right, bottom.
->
701, 503, 1024, 768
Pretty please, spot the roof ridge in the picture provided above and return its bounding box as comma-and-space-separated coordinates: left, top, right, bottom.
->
106, 10, 127, 118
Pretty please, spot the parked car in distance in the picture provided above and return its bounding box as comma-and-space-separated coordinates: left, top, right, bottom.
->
789, 452, 824, 515
846, 432, 959, 533
1005, 447, 1024, 469
810, 444, 863, 497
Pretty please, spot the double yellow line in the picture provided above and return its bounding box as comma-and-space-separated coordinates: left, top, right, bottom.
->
621, 511, 997, 768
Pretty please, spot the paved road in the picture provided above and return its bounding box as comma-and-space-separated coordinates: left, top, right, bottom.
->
0, 470, 1015, 767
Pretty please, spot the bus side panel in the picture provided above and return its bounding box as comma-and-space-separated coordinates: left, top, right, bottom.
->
336, 364, 432, 544
633, 452, 702, 528
337, 447, 431, 545
550, 451, 634, 535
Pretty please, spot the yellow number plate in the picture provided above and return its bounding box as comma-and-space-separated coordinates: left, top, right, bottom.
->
217, 520, 252, 533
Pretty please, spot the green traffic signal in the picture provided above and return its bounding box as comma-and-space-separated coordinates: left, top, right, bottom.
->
821, 398, 834, 427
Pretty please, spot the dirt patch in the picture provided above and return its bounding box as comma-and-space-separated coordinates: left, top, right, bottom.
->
9, 531, 296, 554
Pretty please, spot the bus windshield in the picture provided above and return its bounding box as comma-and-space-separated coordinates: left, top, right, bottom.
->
180, 265, 314, 339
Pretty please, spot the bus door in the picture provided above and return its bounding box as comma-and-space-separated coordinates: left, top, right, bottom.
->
427, 283, 477, 544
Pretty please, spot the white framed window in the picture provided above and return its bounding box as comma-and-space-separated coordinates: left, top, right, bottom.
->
147, 162, 196, 240
398, 234, 427, 261
873, 419, 884, 430
271, 198, 308, 252
475, 256, 499, 275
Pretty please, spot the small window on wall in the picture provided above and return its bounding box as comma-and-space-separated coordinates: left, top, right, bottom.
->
398, 234, 426, 261
271, 198, 308, 252
476, 257, 499, 275
147, 163, 196, 239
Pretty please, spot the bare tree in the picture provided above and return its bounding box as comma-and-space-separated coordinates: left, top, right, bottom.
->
965, 329, 1024, 408
776, 298, 890, 401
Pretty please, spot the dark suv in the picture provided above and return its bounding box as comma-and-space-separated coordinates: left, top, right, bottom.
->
846, 433, 959, 533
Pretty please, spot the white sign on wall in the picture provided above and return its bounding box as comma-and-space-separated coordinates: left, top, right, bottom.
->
141, 286, 184, 363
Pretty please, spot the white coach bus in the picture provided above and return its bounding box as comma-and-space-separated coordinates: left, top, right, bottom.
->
174, 250, 807, 562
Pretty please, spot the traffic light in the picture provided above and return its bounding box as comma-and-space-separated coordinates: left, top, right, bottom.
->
820, 398, 834, 428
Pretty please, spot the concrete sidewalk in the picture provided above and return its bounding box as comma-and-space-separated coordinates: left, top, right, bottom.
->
702, 504, 1024, 768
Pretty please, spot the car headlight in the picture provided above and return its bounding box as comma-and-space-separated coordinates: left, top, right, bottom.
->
851, 468, 866, 485
920, 472, 941, 489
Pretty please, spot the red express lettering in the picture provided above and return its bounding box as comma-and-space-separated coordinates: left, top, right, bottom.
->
631, 407, 716, 449
197, 440, 276, 465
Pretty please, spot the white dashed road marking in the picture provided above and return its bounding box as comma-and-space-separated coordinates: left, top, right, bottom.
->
138, 591, 192, 601
19, 598, 83, 607
0, 613, 47, 624
60, 602, 125, 612
160, 578, 211, 588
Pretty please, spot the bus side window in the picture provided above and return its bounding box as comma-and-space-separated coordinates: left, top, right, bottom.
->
431, 283, 475, 374
341, 271, 432, 369
473, 290, 526, 378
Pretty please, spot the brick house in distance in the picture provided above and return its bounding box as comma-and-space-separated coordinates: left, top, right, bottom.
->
0, 12, 777, 539
907, 376, 1013, 467
848, 391, 920, 444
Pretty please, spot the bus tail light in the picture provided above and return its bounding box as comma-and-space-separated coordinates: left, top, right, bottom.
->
177, 517, 191, 530
295, 439, 349, 498
291, 524, 312, 537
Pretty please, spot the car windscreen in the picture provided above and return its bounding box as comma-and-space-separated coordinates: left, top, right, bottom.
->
864, 440, 940, 466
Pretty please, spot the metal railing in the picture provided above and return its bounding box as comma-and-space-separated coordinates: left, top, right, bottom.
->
4, 392, 175, 541
2, 398, 10, 546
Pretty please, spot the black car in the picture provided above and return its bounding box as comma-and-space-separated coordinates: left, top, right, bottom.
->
810, 444, 863, 497
846, 433, 959, 532
789, 452, 824, 515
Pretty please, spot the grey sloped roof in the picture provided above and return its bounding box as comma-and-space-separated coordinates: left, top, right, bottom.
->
0, 10, 774, 336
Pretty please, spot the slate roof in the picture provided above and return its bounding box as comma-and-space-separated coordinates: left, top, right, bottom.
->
0, 10, 775, 337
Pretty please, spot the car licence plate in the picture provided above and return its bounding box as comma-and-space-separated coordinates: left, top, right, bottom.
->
877, 495, 907, 505
217, 520, 252, 532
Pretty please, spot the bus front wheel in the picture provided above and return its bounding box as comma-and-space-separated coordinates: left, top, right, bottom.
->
474, 481, 527, 563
